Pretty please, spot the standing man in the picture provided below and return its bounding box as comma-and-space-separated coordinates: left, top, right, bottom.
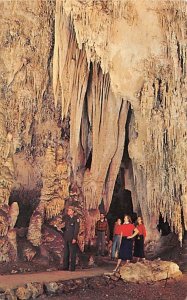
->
95, 213, 109, 256
61, 206, 80, 271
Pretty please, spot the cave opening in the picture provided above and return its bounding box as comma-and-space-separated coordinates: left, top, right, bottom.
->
157, 214, 171, 236
9, 189, 40, 228
107, 104, 136, 239
8, 189, 41, 261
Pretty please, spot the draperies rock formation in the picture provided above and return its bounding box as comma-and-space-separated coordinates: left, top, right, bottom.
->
0, 0, 187, 264
54, 0, 187, 242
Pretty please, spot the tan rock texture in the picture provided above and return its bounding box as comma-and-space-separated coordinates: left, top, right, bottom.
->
0, 0, 71, 260
54, 0, 187, 240
0, 204, 18, 262
119, 260, 182, 283
0, 0, 186, 263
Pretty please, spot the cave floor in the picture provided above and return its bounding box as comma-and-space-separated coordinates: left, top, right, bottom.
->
45, 274, 187, 300
0, 265, 114, 290
0, 263, 187, 300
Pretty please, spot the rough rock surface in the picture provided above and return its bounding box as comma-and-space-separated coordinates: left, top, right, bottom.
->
0, 0, 186, 265
15, 283, 43, 300
0, 204, 19, 262
54, 0, 187, 242
0, 271, 187, 300
119, 261, 182, 283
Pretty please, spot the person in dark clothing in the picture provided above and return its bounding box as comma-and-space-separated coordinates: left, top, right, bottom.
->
133, 216, 146, 261
95, 213, 109, 256
59, 206, 80, 271
113, 215, 139, 272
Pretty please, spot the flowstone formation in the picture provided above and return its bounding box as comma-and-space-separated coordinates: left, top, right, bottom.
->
0, 0, 186, 267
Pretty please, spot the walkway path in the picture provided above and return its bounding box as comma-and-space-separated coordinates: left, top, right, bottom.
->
0, 265, 114, 290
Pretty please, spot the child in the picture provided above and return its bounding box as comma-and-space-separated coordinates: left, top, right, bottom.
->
133, 216, 146, 261
111, 218, 122, 260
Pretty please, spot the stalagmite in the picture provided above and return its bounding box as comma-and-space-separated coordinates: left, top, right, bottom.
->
0, 204, 18, 262
28, 144, 70, 245
9, 202, 19, 229
40, 145, 70, 219
27, 202, 44, 247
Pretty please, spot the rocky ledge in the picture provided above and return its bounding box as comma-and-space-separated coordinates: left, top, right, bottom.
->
105, 260, 182, 283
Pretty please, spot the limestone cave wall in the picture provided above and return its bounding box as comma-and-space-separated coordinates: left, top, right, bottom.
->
0, 0, 187, 263
0, 0, 71, 262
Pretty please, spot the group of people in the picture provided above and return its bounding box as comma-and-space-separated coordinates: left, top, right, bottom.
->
58, 206, 146, 272
95, 213, 146, 272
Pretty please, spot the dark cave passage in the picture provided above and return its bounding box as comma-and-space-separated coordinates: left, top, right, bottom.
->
85, 150, 92, 170
9, 189, 40, 228
157, 214, 171, 236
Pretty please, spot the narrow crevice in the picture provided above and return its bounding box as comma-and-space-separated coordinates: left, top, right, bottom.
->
85, 150, 92, 170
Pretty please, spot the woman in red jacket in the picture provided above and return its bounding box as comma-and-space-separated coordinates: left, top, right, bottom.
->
133, 216, 146, 261
113, 215, 139, 272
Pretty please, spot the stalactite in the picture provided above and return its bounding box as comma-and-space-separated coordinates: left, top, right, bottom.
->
103, 99, 129, 211
54, 2, 90, 170
81, 64, 131, 210
54, 4, 129, 211
54, 0, 187, 242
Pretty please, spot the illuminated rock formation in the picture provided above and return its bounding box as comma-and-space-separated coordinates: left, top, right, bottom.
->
0, 0, 186, 265
119, 260, 182, 283
53, 0, 187, 241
